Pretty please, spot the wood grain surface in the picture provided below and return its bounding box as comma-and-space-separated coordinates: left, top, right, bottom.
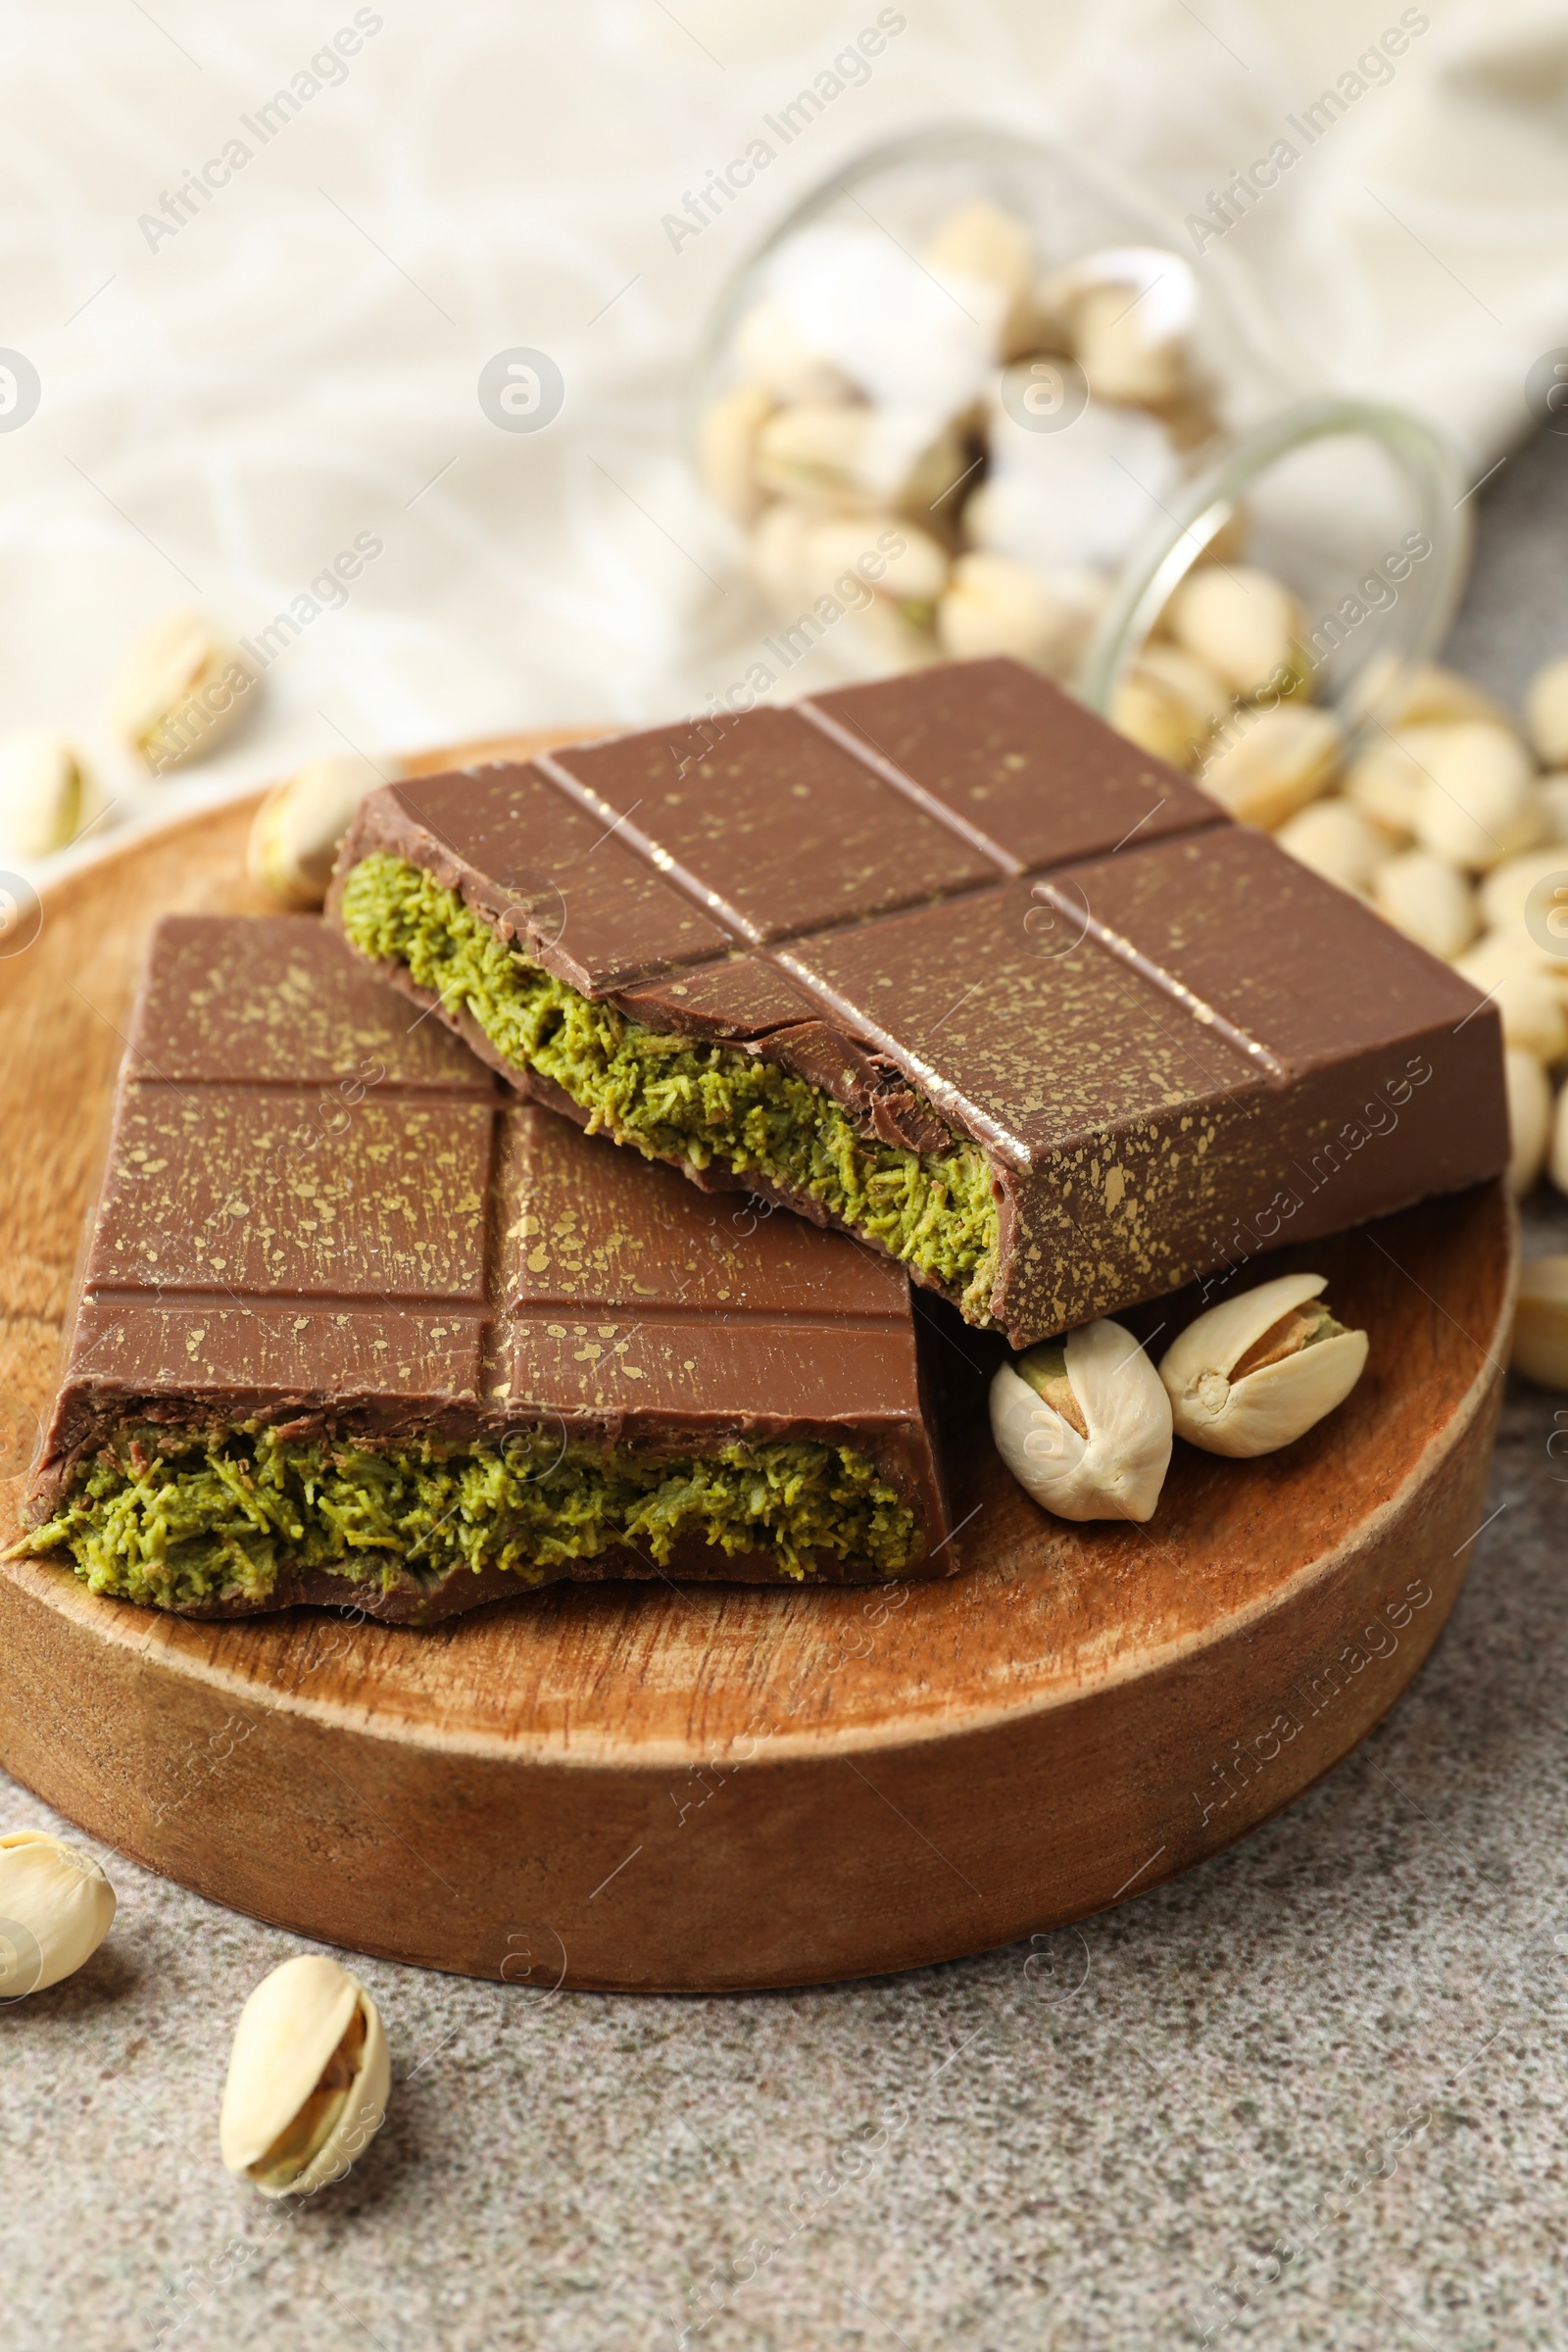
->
0, 734, 1519, 1989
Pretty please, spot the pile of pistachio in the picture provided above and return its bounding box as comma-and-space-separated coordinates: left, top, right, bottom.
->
0, 603, 395, 905
0, 1827, 388, 2196
1121, 578, 1568, 1205
700, 202, 1212, 675
991, 1273, 1370, 1525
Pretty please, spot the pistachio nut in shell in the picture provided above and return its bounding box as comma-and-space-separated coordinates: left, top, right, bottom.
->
220, 1953, 389, 2197
698, 383, 773, 526
0, 1829, 116, 1996
1159, 1273, 1368, 1458
1512, 1254, 1568, 1389
248, 752, 400, 910
1164, 564, 1305, 702
1505, 1046, 1551, 1197
0, 730, 86, 859
1196, 704, 1341, 831
108, 609, 257, 771
1527, 655, 1568, 768
990, 1316, 1172, 1523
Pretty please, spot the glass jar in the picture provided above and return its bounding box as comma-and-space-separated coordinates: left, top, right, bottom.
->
689, 122, 1469, 760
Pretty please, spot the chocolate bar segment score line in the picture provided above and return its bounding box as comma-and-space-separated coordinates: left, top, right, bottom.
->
21, 917, 951, 1624
326, 656, 1510, 1345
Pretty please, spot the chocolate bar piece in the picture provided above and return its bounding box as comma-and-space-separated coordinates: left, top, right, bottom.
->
327, 658, 1508, 1346
22, 917, 950, 1624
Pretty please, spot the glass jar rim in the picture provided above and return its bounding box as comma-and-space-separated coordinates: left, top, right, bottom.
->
1077, 395, 1472, 747
688, 114, 1290, 462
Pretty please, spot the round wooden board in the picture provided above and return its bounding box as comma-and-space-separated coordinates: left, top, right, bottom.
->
0, 738, 1518, 1991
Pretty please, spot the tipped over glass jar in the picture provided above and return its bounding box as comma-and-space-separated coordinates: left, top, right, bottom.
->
689, 122, 1470, 781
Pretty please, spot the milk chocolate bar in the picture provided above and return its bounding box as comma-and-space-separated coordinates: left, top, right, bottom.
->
22, 917, 950, 1623
327, 657, 1508, 1345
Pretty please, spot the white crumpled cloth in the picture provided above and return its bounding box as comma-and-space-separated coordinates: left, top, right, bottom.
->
2, 0, 1565, 879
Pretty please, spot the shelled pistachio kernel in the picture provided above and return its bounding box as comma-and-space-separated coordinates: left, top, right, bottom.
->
108, 609, 256, 771
1512, 1254, 1568, 1387
220, 1953, 389, 2198
0, 731, 86, 858
1158, 1273, 1368, 1458
0, 1830, 116, 1995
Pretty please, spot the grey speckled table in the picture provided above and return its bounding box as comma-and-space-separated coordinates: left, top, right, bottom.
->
9, 432, 1568, 2352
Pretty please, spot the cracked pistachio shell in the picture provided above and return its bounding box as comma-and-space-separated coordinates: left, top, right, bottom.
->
0, 1829, 116, 1995
248, 753, 400, 910
1159, 1274, 1368, 1457
990, 1317, 1172, 1524
0, 730, 86, 858
108, 609, 256, 770
220, 1954, 389, 2198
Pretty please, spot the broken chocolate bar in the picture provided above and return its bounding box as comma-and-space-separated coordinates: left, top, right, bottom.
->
22, 917, 950, 1623
327, 657, 1508, 1346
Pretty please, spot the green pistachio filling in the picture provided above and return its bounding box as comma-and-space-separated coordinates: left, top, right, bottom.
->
339, 852, 1000, 1317
26, 1423, 918, 1611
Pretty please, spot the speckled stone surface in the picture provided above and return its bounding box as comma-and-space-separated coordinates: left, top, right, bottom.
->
7, 434, 1568, 2352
